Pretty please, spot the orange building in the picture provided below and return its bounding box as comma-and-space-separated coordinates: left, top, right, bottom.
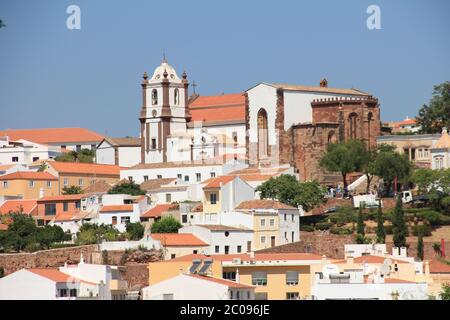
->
36, 194, 83, 225
0, 171, 58, 199
45, 161, 120, 194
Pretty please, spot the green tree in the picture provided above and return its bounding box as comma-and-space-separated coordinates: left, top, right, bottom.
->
356, 205, 365, 236
126, 222, 145, 240
151, 216, 182, 233
3, 214, 38, 251
36, 225, 68, 249
376, 201, 386, 244
417, 82, 450, 134
108, 181, 146, 196
417, 233, 424, 261
255, 175, 326, 211
55, 149, 95, 163
62, 185, 83, 195
319, 140, 366, 195
439, 283, 450, 300
392, 196, 408, 248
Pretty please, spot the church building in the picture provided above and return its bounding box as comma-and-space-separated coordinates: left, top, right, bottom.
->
138, 59, 382, 185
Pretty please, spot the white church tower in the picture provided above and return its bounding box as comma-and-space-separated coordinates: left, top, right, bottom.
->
139, 59, 190, 163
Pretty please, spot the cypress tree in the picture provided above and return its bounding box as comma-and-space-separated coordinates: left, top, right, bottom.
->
356, 205, 365, 235
392, 196, 408, 248
376, 200, 386, 244
417, 233, 424, 261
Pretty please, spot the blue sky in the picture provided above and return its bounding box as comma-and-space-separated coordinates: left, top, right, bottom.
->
0, 0, 449, 137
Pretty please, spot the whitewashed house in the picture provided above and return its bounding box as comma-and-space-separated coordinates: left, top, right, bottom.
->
142, 273, 255, 300
96, 137, 141, 168
0, 137, 61, 166
431, 127, 450, 169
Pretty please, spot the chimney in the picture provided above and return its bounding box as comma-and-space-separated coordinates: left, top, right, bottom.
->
235, 268, 240, 283
319, 78, 328, 88
442, 239, 446, 258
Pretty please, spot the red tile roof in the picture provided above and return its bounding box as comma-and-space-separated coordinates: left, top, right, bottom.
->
188, 94, 245, 124
0, 128, 104, 144
0, 223, 8, 230
48, 161, 120, 176
383, 278, 415, 284
236, 199, 297, 210
151, 233, 208, 246
54, 211, 82, 222
99, 204, 134, 213
141, 204, 178, 218
352, 255, 408, 264
186, 274, 254, 289
429, 259, 450, 273
38, 194, 84, 202
27, 268, 96, 285
0, 199, 38, 215
202, 175, 237, 189
0, 171, 57, 181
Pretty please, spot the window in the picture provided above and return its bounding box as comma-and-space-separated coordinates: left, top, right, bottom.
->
292, 231, 295, 242
215, 245, 220, 253
63, 202, 69, 212
196, 173, 201, 182
210, 193, 217, 204
128, 176, 133, 182
12, 156, 18, 162
112, 216, 117, 225
157, 175, 162, 179
171, 254, 176, 259
32, 157, 39, 162
252, 272, 267, 286
224, 231, 230, 237
165, 193, 171, 203
348, 113, 358, 139
29, 180, 35, 188
224, 245, 230, 254
223, 272, 236, 281
174, 88, 179, 105
75, 201, 81, 209
286, 271, 299, 285
69, 289, 77, 297
292, 214, 294, 221
61, 145, 66, 149
261, 236, 266, 244
210, 172, 216, 178
121, 216, 131, 224
247, 241, 252, 252
152, 89, 158, 105
177, 174, 182, 179
46, 181, 52, 188
59, 289, 68, 297
193, 250, 198, 254
284, 214, 287, 221
435, 156, 444, 169
182, 215, 187, 223
151, 139, 157, 149
286, 292, 299, 300
237, 245, 242, 253
63, 178, 68, 186
78, 178, 83, 186
144, 175, 149, 182
184, 175, 189, 182
232, 132, 238, 143
269, 219, 275, 227
76, 145, 82, 152
45, 204, 56, 216
91, 144, 96, 150
3, 181, 8, 188
260, 219, 266, 227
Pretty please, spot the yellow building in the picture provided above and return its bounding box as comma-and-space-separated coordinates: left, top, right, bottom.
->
427, 259, 450, 297
0, 171, 58, 199
148, 252, 325, 300
45, 161, 120, 194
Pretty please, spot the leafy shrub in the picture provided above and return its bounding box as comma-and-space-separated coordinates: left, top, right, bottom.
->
330, 226, 353, 235
412, 224, 432, 237
300, 225, 315, 232
151, 216, 182, 233
315, 222, 333, 230
126, 222, 145, 240
417, 211, 441, 226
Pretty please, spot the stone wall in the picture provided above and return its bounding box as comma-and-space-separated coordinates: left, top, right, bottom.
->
120, 264, 149, 290
0, 245, 99, 275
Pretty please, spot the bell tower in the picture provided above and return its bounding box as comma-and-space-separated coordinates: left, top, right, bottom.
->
139, 59, 189, 164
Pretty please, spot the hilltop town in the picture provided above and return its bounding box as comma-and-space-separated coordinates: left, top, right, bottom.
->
0, 59, 449, 300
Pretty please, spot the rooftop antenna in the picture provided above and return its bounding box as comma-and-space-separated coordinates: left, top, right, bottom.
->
162, 49, 166, 62
192, 80, 198, 94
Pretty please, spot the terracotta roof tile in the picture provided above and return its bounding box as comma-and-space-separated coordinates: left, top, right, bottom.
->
236, 199, 297, 210
27, 268, 96, 285
0, 128, 103, 145
352, 255, 408, 264
53, 211, 83, 222
0, 171, 57, 181
99, 205, 134, 213
48, 161, 120, 176
186, 274, 254, 289
0, 199, 38, 215
38, 194, 84, 202
101, 137, 141, 147
197, 224, 252, 231
433, 130, 450, 149
268, 83, 370, 96
82, 180, 113, 194
140, 178, 177, 191
141, 204, 178, 218
171, 252, 323, 262
202, 175, 237, 189
151, 233, 208, 246
188, 93, 245, 124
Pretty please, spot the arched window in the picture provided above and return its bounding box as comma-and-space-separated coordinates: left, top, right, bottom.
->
174, 88, 179, 105
257, 108, 269, 158
152, 89, 158, 105
348, 113, 358, 140
327, 131, 336, 144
